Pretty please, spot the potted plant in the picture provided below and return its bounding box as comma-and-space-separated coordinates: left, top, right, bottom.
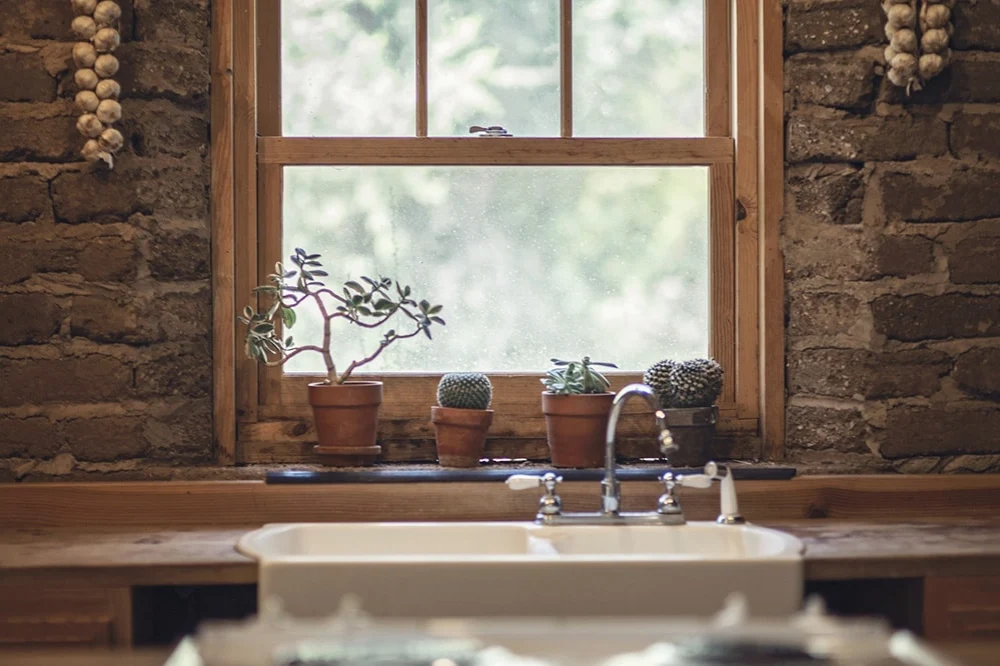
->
643, 358, 724, 467
240, 248, 444, 466
540, 357, 618, 468
431, 373, 494, 468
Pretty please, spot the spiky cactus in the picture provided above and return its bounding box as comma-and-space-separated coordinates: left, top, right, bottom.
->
644, 358, 724, 409
437, 373, 493, 410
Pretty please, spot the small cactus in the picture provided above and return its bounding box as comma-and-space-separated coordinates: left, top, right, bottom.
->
644, 358, 724, 409
437, 372, 493, 410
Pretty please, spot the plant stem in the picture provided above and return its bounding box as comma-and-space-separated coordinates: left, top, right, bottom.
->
340, 327, 422, 383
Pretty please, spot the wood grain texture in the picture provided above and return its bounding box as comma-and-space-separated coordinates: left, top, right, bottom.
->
710, 163, 737, 409
234, 0, 259, 424
256, 163, 284, 409
759, 0, 785, 458
210, 0, 236, 465
257, 137, 735, 166
560, 0, 572, 138
3, 477, 1000, 530
734, 0, 760, 421
0, 584, 131, 648
704, 0, 731, 137
925, 575, 1000, 640
256, 0, 281, 136
416, 0, 428, 136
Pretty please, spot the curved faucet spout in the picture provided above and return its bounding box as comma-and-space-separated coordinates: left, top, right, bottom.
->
600, 384, 672, 515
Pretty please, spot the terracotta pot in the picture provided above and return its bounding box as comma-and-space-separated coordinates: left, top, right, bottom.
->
541, 392, 614, 468
431, 406, 494, 468
308, 381, 382, 466
662, 405, 718, 468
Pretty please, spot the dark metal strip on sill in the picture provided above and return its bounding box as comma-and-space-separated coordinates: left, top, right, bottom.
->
266, 465, 796, 484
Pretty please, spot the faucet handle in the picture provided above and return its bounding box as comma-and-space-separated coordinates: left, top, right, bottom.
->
506, 473, 563, 518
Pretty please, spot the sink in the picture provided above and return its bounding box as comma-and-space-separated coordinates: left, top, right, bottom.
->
238, 521, 803, 619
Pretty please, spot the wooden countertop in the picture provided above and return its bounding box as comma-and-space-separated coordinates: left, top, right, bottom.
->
2, 520, 1000, 587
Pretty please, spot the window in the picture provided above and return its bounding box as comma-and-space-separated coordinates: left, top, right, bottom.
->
215, 0, 782, 465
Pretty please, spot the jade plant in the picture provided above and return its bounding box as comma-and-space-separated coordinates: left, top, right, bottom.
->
240, 248, 445, 385
541, 357, 618, 395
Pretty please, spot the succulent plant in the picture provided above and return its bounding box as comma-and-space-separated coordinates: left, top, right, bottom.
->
644, 358, 724, 409
542, 357, 617, 395
239, 248, 445, 385
437, 373, 493, 410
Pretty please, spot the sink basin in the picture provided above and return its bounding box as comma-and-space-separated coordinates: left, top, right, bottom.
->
238, 521, 803, 619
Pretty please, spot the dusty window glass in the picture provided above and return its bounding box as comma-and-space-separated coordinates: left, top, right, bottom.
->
429, 0, 560, 136
574, 0, 705, 137
282, 0, 416, 136
282, 166, 709, 373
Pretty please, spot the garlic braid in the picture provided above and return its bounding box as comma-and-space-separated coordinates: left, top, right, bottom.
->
71, 0, 123, 168
918, 0, 954, 82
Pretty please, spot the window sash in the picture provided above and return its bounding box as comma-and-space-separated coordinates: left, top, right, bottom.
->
229, 0, 767, 465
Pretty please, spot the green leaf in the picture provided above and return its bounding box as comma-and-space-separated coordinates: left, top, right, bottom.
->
281, 307, 296, 329
284, 336, 294, 347
311, 270, 329, 277
295, 248, 306, 257
423, 326, 432, 340
373, 299, 394, 311
430, 316, 446, 325
253, 285, 278, 295
345, 281, 364, 293
283, 270, 297, 279
362, 276, 378, 287
305, 253, 321, 260
253, 323, 274, 335
243, 305, 253, 319
403, 285, 411, 297
356, 306, 373, 316
351, 295, 363, 306
428, 305, 443, 314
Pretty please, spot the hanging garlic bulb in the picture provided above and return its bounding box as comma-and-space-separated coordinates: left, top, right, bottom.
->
76, 114, 104, 138
98, 128, 124, 153
93, 27, 120, 52
96, 99, 122, 124
882, 0, 921, 93
71, 15, 97, 39
74, 68, 99, 90
72, 42, 97, 68
94, 54, 119, 77
93, 0, 121, 26
81, 138, 102, 161
95, 79, 121, 100
72, 0, 97, 15
919, 0, 953, 83
75, 90, 100, 113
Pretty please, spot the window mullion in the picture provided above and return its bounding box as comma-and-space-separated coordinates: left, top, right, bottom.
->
560, 0, 572, 138
416, 0, 428, 137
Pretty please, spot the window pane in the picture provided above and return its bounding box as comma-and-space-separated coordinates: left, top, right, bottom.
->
429, 1, 560, 136
574, 1, 705, 137
282, 0, 415, 136
282, 166, 709, 373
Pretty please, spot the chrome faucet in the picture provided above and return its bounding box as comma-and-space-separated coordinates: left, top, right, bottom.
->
600, 383, 675, 515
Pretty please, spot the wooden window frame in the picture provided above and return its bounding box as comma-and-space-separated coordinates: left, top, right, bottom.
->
211, 0, 785, 465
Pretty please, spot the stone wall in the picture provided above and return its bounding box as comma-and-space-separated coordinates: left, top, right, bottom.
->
0, 0, 212, 479
784, 0, 1000, 472
1, 0, 997, 478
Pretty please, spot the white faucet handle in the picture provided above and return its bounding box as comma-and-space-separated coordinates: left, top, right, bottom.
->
677, 473, 713, 489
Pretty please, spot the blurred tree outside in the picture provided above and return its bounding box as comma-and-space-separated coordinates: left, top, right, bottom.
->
281, 0, 708, 373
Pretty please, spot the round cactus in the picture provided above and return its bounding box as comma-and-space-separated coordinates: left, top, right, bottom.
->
644, 358, 723, 409
437, 372, 493, 410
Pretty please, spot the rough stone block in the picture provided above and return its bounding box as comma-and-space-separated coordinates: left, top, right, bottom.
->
145, 398, 212, 461
52, 169, 143, 224
786, 405, 868, 454
64, 416, 148, 462
0, 356, 132, 406
882, 406, 1000, 458
0, 175, 50, 223
117, 44, 210, 102
785, 0, 883, 52
70, 292, 148, 344
788, 348, 951, 399
0, 115, 80, 163
954, 347, 1000, 399
785, 52, 875, 111
884, 53, 1000, 106
873, 294, 1000, 341
125, 100, 209, 158
950, 237, 1000, 284
150, 289, 211, 340
0, 293, 61, 345
952, 0, 1000, 51
786, 110, 947, 163
135, 344, 211, 397
133, 0, 209, 47
24, 0, 74, 40
148, 229, 210, 280
0, 416, 61, 458
951, 111, 1000, 161
783, 226, 874, 281
876, 235, 936, 277
0, 53, 55, 102
880, 166, 1000, 223
785, 165, 865, 226
76, 236, 139, 282
787, 292, 865, 338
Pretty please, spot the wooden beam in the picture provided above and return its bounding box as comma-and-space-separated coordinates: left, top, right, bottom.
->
256, 0, 281, 136
416, 0, 428, 136
760, 0, 785, 458
559, 0, 572, 138
709, 163, 736, 407
257, 137, 735, 166
705, 0, 732, 137
210, 0, 236, 464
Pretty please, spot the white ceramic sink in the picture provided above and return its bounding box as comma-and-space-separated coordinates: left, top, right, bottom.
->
238, 521, 803, 619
